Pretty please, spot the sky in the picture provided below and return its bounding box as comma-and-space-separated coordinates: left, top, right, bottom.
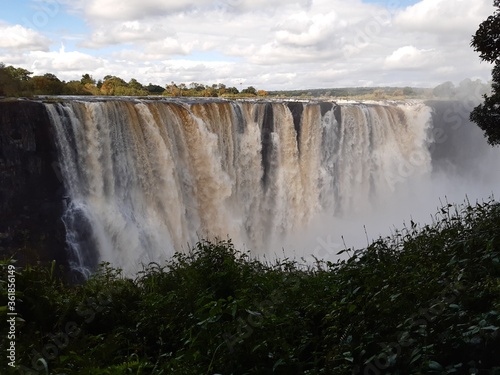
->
0, 0, 495, 90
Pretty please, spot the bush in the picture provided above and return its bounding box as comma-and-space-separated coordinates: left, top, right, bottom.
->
2, 201, 500, 374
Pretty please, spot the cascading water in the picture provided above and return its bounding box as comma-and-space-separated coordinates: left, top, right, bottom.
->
45, 98, 489, 276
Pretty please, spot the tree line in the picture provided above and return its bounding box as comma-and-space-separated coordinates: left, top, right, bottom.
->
0, 64, 268, 98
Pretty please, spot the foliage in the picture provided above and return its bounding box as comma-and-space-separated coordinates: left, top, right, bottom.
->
0, 63, 270, 99
163, 82, 247, 98
242, 86, 257, 95
0, 64, 33, 96
1, 200, 500, 374
80, 74, 95, 86
32, 73, 65, 95
470, 0, 500, 145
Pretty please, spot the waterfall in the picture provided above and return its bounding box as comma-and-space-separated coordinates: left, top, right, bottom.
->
45, 99, 436, 275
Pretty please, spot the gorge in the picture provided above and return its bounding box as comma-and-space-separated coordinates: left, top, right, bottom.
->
1, 98, 499, 276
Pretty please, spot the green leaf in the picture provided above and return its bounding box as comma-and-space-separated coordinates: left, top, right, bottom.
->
428, 360, 443, 370
231, 303, 237, 318
273, 358, 285, 371
482, 325, 499, 331
245, 309, 261, 317
410, 353, 422, 365
343, 352, 354, 363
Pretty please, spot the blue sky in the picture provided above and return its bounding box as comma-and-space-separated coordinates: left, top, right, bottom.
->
2, 0, 86, 33
0, 0, 494, 89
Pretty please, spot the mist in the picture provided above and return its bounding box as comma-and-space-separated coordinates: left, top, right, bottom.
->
44, 97, 500, 275
285, 95, 500, 264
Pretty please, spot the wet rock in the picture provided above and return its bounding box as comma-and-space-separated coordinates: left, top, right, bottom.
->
0, 100, 67, 267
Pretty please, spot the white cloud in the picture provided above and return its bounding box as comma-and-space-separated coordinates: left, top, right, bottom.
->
78, 0, 313, 21
394, 0, 494, 37
23, 47, 106, 78
384, 45, 437, 70
275, 11, 342, 48
0, 0, 495, 89
80, 21, 174, 49
0, 24, 50, 51
83, 0, 213, 21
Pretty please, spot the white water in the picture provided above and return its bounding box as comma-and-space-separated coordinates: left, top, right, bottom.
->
45, 99, 500, 275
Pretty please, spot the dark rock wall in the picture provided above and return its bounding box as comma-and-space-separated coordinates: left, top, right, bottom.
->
0, 100, 67, 266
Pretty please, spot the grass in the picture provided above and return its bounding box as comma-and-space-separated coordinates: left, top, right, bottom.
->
1, 200, 500, 374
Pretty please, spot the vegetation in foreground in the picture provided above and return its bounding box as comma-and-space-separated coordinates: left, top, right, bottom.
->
1, 200, 500, 374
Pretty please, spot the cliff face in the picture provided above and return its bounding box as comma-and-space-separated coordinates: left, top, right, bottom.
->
0, 98, 493, 275
0, 100, 67, 266
426, 100, 491, 175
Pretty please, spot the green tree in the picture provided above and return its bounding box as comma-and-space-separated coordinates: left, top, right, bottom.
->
178, 83, 187, 96
32, 73, 65, 95
0, 63, 34, 96
242, 86, 257, 95
64, 80, 91, 95
145, 83, 164, 94
470, 0, 500, 145
81, 73, 95, 85
128, 78, 143, 91
5, 66, 32, 81
100, 76, 127, 95
225, 86, 239, 94
0, 63, 20, 96
214, 83, 226, 96
189, 82, 205, 92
